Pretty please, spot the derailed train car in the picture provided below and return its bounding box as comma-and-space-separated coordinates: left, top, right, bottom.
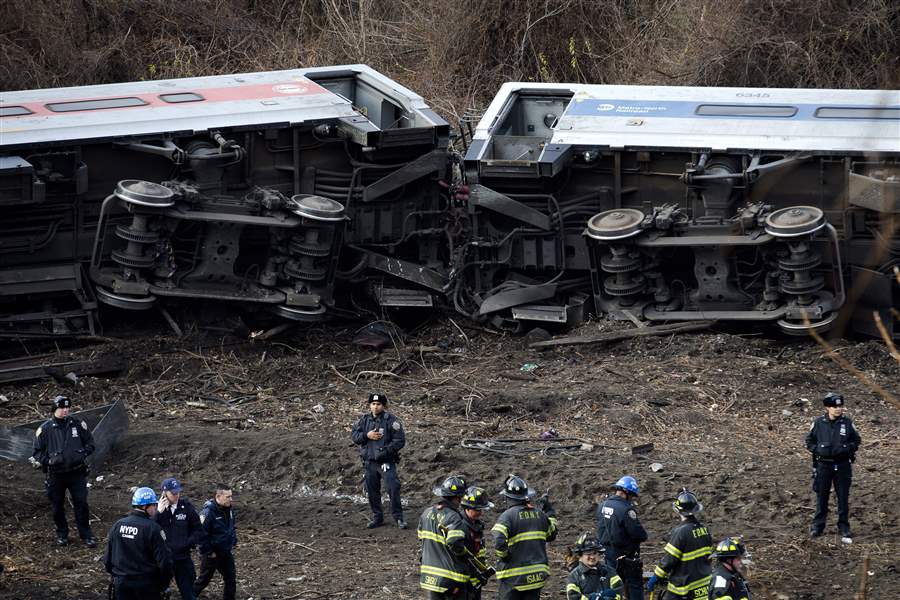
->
0, 65, 450, 336
462, 84, 899, 337
1, 67, 898, 338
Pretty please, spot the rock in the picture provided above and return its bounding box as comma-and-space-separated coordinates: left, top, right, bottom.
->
650, 462, 664, 472
525, 328, 551, 343
312, 404, 326, 413
782, 409, 793, 416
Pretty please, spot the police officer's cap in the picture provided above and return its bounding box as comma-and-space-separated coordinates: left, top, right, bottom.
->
52, 395, 71, 410
823, 392, 844, 407
368, 393, 388, 406
161, 477, 183, 492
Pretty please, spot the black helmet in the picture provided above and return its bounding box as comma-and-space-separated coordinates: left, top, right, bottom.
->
433, 475, 467, 499
460, 486, 494, 510
500, 475, 534, 502
52, 395, 71, 411
368, 392, 388, 406
672, 487, 703, 516
711, 536, 746, 560
823, 392, 844, 407
572, 532, 604, 554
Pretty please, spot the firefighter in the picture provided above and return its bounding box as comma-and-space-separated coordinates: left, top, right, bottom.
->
806, 391, 861, 543
460, 486, 495, 600
708, 537, 750, 600
418, 475, 470, 598
647, 488, 712, 599
30, 395, 98, 547
350, 392, 407, 529
596, 476, 647, 600
104, 487, 174, 600
491, 475, 558, 600
566, 533, 623, 600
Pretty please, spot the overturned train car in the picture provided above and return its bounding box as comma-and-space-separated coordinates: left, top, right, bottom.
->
462, 84, 899, 337
0, 65, 450, 336
1, 67, 898, 338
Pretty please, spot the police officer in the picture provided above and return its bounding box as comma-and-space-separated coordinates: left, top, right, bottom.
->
350, 392, 407, 529
492, 475, 558, 600
192, 485, 237, 600
30, 395, 98, 547
460, 486, 495, 599
647, 488, 712, 600
566, 533, 623, 600
417, 475, 470, 598
806, 391, 861, 543
104, 487, 174, 600
596, 476, 647, 600
707, 537, 749, 600
154, 478, 202, 600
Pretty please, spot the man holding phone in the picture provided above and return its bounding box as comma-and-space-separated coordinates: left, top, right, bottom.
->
350, 393, 407, 529
155, 478, 202, 600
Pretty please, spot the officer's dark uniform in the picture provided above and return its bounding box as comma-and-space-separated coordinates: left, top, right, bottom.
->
806, 411, 861, 537
566, 561, 623, 600
193, 499, 237, 600
492, 500, 557, 599
418, 500, 470, 598
32, 413, 96, 543
596, 495, 647, 600
104, 509, 174, 600
350, 403, 406, 526
707, 564, 750, 600
155, 498, 202, 599
463, 513, 488, 599
652, 517, 712, 599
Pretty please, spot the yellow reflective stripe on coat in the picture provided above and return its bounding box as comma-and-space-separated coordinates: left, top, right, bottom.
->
417, 530, 447, 545
654, 565, 669, 578
492, 523, 509, 535
444, 528, 465, 541
667, 575, 712, 594
419, 582, 447, 593
420, 564, 470, 583
680, 546, 712, 561
663, 542, 682, 558
495, 563, 550, 579
610, 575, 623, 587
495, 549, 509, 558
514, 579, 548, 591
508, 530, 548, 545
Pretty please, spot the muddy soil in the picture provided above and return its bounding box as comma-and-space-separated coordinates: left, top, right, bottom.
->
1, 319, 898, 599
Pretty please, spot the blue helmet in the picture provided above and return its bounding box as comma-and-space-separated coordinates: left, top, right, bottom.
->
613, 475, 639, 496
132, 487, 158, 506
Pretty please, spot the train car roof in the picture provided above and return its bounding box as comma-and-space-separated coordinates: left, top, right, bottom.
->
475, 83, 900, 154
0, 65, 440, 148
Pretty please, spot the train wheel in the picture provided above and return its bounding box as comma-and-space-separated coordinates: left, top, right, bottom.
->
776, 312, 837, 336
96, 287, 156, 310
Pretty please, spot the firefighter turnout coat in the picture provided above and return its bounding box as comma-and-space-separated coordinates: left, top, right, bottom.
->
418, 501, 470, 593
708, 563, 750, 600
566, 562, 624, 600
652, 516, 713, 597
491, 502, 558, 592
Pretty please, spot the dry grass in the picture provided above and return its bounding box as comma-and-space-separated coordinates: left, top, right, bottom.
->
2, 0, 898, 118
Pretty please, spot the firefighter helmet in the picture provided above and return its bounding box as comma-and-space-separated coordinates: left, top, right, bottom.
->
460, 486, 494, 510
500, 475, 534, 501
711, 536, 746, 560
433, 475, 467, 498
572, 532, 604, 554
672, 487, 703, 515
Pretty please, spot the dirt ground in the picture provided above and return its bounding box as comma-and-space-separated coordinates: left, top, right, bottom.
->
1, 316, 898, 600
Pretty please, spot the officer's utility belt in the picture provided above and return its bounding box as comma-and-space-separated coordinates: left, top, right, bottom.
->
114, 573, 160, 584
614, 554, 643, 578
816, 456, 849, 464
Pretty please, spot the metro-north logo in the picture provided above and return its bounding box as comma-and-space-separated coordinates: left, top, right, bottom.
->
596, 103, 616, 111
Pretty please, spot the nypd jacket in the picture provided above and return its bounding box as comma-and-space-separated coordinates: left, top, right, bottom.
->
104, 509, 173, 585
350, 411, 405, 464
596, 495, 647, 558
492, 501, 558, 591
198, 500, 237, 556
32, 416, 95, 474
708, 563, 750, 600
566, 562, 623, 600
805, 415, 861, 462
417, 501, 470, 593
652, 516, 713, 597
154, 498, 202, 560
